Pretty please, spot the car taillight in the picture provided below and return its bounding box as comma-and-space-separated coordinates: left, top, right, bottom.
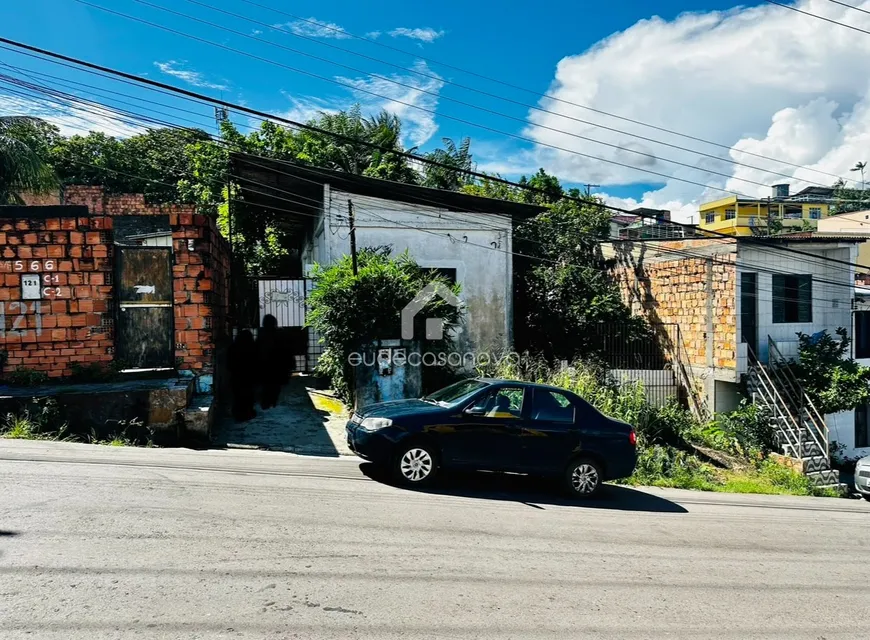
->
629, 430, 637, 446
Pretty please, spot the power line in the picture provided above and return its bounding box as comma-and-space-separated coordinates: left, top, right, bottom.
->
161, 0, 842, 191
71, 0, 771, 197
824, 0, 870, 17
764, 0, 870, 35
4, 34, 870, 275
234, 0, 851, 185
7, 80, 866, 303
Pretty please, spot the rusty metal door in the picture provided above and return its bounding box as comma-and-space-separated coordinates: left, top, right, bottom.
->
116, 246, 173, 370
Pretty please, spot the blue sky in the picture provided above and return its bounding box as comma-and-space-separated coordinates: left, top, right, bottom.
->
2, 1, 869, 219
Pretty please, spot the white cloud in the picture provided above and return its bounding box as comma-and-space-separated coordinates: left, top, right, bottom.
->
388, 27, 445, 43
500, 0, 870, 218
267, 61, 444, 147
335, 60, 445, 147
0, 92, 147, 138
280, 18, 351, 39
366, 31, 382, 39
153, 61, 229, 91
273, 94, 340, 124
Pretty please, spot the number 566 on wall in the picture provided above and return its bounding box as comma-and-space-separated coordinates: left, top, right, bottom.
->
13, 260, 56, 272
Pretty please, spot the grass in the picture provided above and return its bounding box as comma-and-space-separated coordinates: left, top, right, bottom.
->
0, 399, 152, 448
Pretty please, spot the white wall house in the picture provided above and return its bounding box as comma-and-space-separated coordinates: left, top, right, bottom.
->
735, 240, 869, 459
232, 156, 542, 360
301, 187, 516, 353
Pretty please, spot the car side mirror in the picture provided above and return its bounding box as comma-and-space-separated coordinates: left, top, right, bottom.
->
464, 405, 486, 416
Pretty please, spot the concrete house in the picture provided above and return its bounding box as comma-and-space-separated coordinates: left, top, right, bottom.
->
231, 156, 543, 369
604, 234, 867, 482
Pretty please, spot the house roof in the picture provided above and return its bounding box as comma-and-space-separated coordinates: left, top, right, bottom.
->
229, 153, 545, 239
610, 215, 638, 225
745, 232, 866, 243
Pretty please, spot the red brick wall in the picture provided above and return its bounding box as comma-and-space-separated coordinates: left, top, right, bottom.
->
171, 212, 231, 374
0, 210, 114, 378
1, 186, 231, 379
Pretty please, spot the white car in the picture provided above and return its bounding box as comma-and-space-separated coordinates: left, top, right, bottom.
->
856, 456, 870, 501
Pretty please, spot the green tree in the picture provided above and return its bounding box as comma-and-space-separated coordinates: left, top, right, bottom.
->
831, 178, 869, 215
306, 248, 462, 401
515, 196, 641, 360
421, 137, 473, 190
0, 116, 58, 204
791, 328, 870, 415
852, 161, 867, 191
49, 127, 211, 201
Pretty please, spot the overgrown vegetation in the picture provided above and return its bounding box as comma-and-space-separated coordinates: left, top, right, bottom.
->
476, 356, 839, 497
789, 328, 870, 415
0, 397, 152, 447
306, 248, 462, 402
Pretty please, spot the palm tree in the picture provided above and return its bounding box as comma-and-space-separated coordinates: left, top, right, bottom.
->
422, 137, 474, 191
0, 116, 57, 204
851, 161, 867, 192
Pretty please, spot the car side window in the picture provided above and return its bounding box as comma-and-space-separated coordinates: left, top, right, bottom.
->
531, 389, 575, 424
469, 387, 524, 419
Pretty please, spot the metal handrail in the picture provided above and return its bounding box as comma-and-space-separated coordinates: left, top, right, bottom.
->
745, 345, 803, 456
767, 337, 830, 460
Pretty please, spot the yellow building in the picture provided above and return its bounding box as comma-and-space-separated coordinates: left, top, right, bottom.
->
698, 185, 834, 236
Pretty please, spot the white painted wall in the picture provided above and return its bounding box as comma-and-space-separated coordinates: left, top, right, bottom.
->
736, 243, 856, 362
304, 187, 514, 355
825, 409, 870, 460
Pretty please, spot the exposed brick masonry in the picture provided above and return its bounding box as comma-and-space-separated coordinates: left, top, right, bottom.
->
0, 186, 230, 378
610, 240, 738, 370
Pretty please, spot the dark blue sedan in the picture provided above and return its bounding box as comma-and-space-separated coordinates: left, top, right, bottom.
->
346, 378, 637, 497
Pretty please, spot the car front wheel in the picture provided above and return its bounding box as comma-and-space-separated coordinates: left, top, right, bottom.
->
393, 443, 438, 487
564, 457, 603, 498
863, 494, 870, 502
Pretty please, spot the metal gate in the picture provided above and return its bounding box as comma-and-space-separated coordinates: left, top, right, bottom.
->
115, 246, 174, 371
255, 278, 322, 373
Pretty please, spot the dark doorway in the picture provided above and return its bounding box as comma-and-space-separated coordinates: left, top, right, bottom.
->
115, 246, 174, 370
740, 272, 758, 356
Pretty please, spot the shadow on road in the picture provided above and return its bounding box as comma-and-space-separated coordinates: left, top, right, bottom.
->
359, 464, 687, 513
0, 530, 19, 537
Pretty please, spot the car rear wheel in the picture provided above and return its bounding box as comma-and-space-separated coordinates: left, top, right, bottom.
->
393, 443, 438, 487
564, 457, 603, 498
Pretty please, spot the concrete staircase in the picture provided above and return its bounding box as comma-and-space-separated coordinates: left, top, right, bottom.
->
745, 339, 839, 487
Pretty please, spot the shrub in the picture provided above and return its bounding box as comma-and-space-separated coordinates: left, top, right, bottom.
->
630, 444, 716, 490
3, 367, 50, 386
68, 362, 122, 383
708, 401, 776, 456
791, 328, 870, 415
306, 247, 462, 403
0, 398, 67, 440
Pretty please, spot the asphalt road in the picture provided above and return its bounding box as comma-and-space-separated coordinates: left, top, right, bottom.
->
1, 440, 869, 640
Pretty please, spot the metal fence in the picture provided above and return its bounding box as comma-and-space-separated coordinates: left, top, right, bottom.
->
587, 322, 690, 410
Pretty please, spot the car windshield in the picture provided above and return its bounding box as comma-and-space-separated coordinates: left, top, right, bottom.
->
423, 379, 490, 406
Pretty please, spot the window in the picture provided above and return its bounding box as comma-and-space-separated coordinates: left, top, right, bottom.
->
783, 205, 803, 219
724, 208, 736, 220
856, 312, 870, 359
468, 387, 524, 419
809, 207, 822, 220
531, 389, 575, 424
704, 213, 716, 224
424, 379, 489, 406
426, 267, 457, 285
856, 404, 870, 449
740, 273, 758, 349
772, 274, 812, 323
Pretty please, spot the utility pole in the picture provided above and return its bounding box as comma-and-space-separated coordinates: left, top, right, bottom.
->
348, 199, 358, 276
584, 183, 600, 197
